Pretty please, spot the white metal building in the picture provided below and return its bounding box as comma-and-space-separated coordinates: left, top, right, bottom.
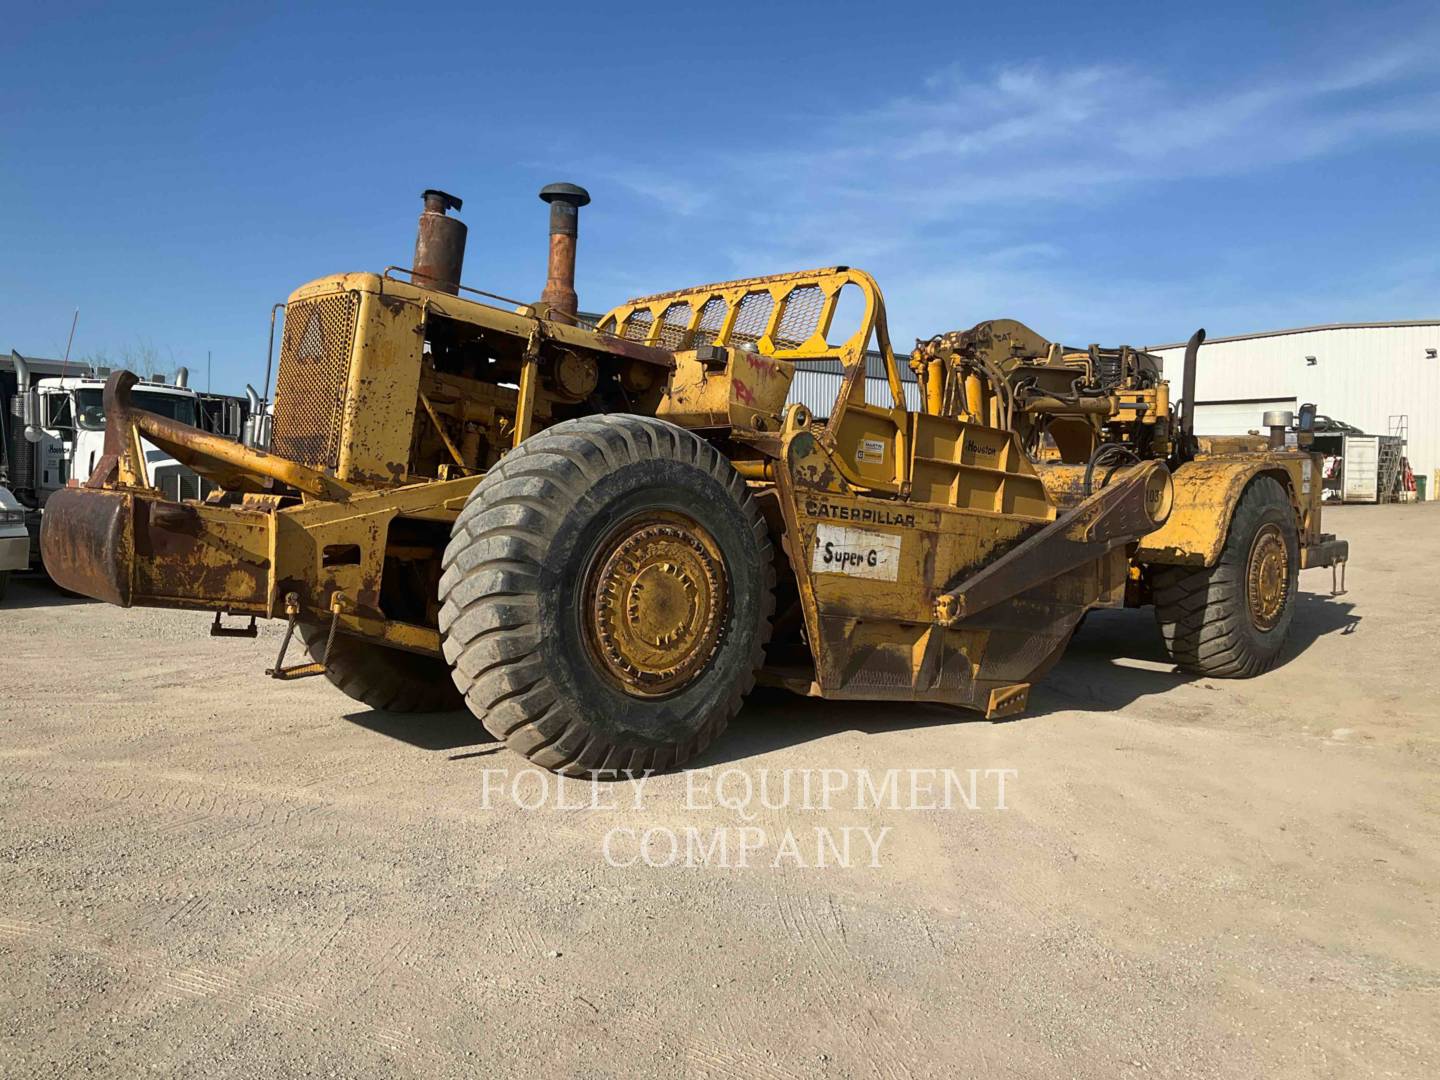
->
788, 353, 922, 417
1148, 321, 1440, 489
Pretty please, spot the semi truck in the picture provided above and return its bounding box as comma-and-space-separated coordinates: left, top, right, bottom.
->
0, 354, 241, 573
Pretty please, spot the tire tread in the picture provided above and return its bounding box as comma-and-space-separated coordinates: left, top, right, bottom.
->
1152, 475, 1297, 679
440, 415, 774, 775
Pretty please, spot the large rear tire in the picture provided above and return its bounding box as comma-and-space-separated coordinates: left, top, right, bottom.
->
438, 415, 774, 776
1152, 475, 1298, 678
300, 623, 464, 713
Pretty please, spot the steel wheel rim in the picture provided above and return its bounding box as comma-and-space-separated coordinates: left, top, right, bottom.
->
1246, 522, 1290, 632
582, 510, 729, 697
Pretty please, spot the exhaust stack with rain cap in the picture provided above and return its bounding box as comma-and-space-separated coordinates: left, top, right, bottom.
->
538, 182, 590, 319
413, 189, 467, 295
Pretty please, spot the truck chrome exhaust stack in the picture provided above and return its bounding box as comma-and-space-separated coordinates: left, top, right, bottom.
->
538, 182, 591, 319
10, 350, 40, 445
413, 189, 467, 295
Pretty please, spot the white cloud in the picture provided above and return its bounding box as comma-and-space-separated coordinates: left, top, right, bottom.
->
566, 31, 1440, 341
603, 170, 714, 217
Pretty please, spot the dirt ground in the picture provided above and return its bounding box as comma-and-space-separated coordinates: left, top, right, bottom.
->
1, 503, 1436, 1079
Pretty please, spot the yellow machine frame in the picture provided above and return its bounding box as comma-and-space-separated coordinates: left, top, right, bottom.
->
43, 259, 1326, 720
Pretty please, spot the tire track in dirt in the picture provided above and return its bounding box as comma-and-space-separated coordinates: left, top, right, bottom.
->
618, 1007, 803, 1080
2, 907, 464, 1072
687, 1006, 809, 1080
770, 884, 918, 1080
501, 918, 548, 959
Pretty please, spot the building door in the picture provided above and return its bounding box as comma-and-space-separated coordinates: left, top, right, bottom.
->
1193, 397, 1297, 437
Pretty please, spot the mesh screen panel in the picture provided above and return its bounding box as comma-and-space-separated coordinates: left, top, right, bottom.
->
655, 302, 693, 350
773, 285, 825, 349
620, 308, 654, 342
730, 291, 775, 348
691, 296, 728, 348
269, 293, 359, 470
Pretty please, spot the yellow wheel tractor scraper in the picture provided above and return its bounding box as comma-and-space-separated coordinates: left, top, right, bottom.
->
41, 186, 1349, 774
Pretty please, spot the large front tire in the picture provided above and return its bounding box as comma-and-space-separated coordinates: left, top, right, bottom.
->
438, 415, 774, 776
1152, 476, 1299, 678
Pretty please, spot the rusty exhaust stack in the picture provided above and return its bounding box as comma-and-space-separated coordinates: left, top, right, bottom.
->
538, 182, 591, 319
413, 189, 467, 294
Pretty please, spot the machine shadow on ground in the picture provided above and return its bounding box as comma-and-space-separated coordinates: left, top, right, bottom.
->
342, 708, 497, 755
703, 689, 969, 767
1008, 590, 1358, 717
3, 573, 96, 609
336, 590, 1360, 765
710, 589, 1362, 760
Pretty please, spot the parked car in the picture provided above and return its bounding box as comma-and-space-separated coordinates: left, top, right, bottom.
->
0, 485, 28, 602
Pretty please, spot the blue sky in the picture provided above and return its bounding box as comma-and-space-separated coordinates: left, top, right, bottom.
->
3, 1, 1438, 394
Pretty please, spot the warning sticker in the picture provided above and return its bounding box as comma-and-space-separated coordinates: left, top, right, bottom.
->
811, 524, 901, 581
856, 437, 887, 465
1302, 458, 1312, 494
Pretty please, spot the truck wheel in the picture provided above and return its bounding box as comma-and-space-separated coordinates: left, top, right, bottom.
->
1152, 476, 1298, 678
439, 415, 774, 776
299, 623, 464, 713
0, 571, 8, 604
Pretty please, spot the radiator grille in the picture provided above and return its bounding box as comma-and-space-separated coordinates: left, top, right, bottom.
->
152, 463, 214, 503
269, 293, 359, 470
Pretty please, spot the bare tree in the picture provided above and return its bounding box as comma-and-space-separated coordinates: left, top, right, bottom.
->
119, 339, 165, 380
72, 339, 182, 381
75, 348, 110, 373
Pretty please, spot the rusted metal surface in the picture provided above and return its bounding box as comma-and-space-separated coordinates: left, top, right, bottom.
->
537, 183, 589, 318
268, 292, 360, 471
40, 486, 135, 607
43, 478, 274, 616
582, 512, 728, 696
411, 190, 466, 295
1136, 454, 1304, 567
1246, 522, 1290, 630
596, 267, 908, 436
98, 370, 354, 500
656, 345, 794, 432
85, 370, 147, 491
766, 405, 1075, 715
37, 181, 1350, 742
131, 496, 270, 614
934, 460, 1171, 625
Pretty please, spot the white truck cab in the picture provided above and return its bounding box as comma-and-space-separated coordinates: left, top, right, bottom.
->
32, 375, 206, 500
2, 361, 213, 576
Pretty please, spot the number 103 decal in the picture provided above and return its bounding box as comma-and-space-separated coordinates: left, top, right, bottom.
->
811, 524, 901, 582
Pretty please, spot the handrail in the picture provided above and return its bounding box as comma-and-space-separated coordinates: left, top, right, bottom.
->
381, 266, 531, 309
